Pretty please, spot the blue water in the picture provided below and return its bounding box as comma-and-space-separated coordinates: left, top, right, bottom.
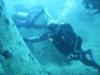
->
1, 0, 100, 75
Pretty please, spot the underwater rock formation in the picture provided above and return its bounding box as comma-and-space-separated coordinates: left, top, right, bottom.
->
0, 0, 47, 75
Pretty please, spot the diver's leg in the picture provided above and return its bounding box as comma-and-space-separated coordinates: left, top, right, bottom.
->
84, 49, 94, 61
73, 35, 100, 71
84, 49, 91, 54
75, 36, 94, 61
80, 52, 100, 71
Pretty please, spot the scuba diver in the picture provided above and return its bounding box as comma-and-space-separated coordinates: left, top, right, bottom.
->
82, 0, 100, 15
12, 5, 100, 72
23, 22, 100, 72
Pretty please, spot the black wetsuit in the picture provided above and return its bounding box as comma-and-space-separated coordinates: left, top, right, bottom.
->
48, 23, 100, 71
49, 24, 76, 56
24, 23, 100, 71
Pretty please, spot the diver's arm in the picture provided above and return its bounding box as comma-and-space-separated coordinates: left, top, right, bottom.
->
23, 33, 49, 43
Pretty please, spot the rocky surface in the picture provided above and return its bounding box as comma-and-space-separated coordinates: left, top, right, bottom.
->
0, 0, 47, 75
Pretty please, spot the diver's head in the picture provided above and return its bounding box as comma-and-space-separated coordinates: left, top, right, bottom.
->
47, 20, 71, 32
47, 20, 58, 32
